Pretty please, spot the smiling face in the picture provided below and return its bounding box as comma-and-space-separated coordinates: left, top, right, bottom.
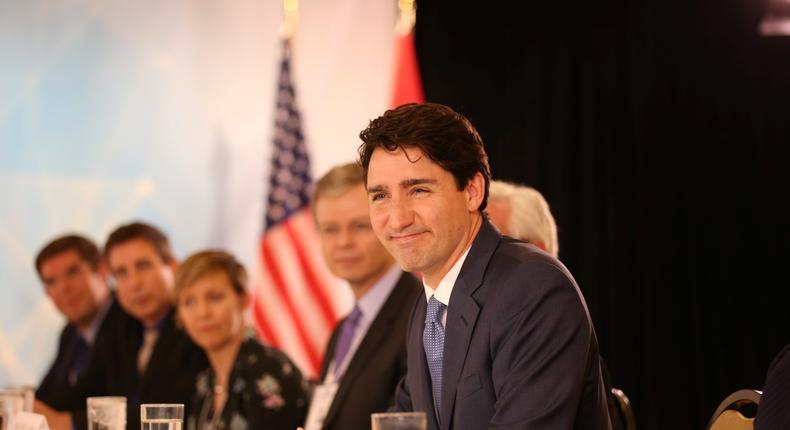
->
108, 238, 176, 328
177, 270, 247, 353
39, 249, 109, 329
366, 146, 485, 286
315, 184, 395, 298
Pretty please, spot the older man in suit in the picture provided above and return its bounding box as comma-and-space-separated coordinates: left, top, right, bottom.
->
304, 162, 421, 430
359, 103, 611, 430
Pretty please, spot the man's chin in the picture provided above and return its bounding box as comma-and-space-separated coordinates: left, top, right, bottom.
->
393, 258, 423, 275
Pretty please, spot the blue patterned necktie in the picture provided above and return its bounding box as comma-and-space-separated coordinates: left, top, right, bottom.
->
332, 305, 363, 377
424, 295, 446, 420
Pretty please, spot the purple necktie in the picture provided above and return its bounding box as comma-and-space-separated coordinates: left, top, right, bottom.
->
333, 305, 363, 377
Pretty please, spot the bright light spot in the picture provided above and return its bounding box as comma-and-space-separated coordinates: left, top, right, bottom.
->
134, 177, 155, 197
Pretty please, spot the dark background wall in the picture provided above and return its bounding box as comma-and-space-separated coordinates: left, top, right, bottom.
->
416, 1, 790, 428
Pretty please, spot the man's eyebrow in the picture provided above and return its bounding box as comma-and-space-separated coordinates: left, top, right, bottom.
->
400, 178, 437, 187
367, 184, 387, 194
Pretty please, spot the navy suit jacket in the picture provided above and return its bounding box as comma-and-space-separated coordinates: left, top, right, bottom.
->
318, 272, 422, 430
394, 220, 611, 430
69, 309, 209, 430
36, 298, 126, 411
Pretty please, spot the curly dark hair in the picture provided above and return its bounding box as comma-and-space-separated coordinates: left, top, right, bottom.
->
357, 103, 491, 211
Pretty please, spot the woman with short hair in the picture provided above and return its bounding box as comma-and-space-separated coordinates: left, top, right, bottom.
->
174, 250, 309, 430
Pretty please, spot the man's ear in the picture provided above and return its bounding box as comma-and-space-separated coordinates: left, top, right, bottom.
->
167, 258, 179, 273
465, 172, 486, 212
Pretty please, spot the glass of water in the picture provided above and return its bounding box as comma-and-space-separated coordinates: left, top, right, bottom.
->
0, 396, 15, 430
140, 404, 183, 430
0, 390, 24, 430
3, 386, 34, 412
87, 396, 126, 430
371, 412, 427, 430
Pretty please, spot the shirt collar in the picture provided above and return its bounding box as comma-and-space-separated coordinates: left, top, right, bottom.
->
78, 295, 113, 345
423, 246, 472, 306
356, 264, 402, 321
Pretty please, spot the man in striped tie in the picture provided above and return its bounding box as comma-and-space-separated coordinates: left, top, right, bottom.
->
303, 162, 421, 430
360, 103, 612, 430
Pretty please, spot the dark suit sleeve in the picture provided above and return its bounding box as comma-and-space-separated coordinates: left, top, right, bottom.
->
392, 374, 414, 412
392, 296, 418, 413
755, 343, 790, 430
488, 261, 608, 429
36, 325, 73, 408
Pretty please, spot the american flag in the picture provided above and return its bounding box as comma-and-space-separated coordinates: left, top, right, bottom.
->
252, 39, 348, 379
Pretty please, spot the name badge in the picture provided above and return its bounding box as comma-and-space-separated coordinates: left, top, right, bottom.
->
303, 382, 339, 430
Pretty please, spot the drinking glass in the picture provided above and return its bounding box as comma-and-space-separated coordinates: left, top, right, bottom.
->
0, 390, 24, 430
87, 396, 126, 430
0, 396, 14, 430
3, 387, 33, 412
371, 412, 427, 430
140, 404, 183, 430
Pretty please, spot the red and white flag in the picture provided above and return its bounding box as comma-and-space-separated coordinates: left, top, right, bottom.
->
252, 39, 347, 379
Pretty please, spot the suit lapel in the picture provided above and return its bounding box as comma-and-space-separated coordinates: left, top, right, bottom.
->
320, 321, 341, 382
438, 220, 501, 429
323, 273, 414, 427
439, 278, 480, 429
137, 313, 174, 398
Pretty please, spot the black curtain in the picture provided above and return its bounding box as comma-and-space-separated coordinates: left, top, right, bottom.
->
416, 1, 790, 428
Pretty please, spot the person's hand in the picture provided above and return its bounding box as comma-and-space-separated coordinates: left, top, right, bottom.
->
33, 400, 73, 430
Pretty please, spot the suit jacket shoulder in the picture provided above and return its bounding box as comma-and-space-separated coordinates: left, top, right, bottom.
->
36, 323, 79, 409
398, 220, 611, 430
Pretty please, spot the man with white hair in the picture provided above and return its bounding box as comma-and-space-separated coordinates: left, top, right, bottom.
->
486, 180, 559, 258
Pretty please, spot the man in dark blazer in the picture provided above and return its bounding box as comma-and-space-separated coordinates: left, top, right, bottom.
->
33, 235, 123, 413
90, 222, 208, 430
359, 103, 612, 430
304, 163, 421, 430
42, 223, 208, 430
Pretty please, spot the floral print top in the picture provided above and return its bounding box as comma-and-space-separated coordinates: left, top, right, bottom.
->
188, 337, 310, 430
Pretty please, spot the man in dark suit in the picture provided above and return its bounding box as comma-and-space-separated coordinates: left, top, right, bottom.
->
304, 162, 421, 430
33, 235, 123, 414
91, 222, 208, 430
41, 223, 208, 430
359, 103, 612, 430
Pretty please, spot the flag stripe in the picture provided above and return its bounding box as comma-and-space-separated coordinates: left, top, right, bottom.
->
255, 266, 313, 373
261, 233, 322, 372
283, 219, 336, 329
252, 296, 280, 346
